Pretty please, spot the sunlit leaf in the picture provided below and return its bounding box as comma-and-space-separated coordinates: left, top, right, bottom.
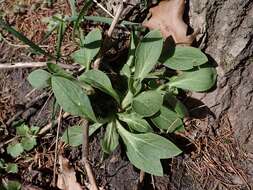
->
117, 121, 182, 176
27, 69, 51, 89
132, 90, 163, 117
51, 76, 96, 121
134, 30, 163, 80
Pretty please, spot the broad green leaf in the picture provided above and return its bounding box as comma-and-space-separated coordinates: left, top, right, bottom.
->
0, 18, 53, 58
118, 113, 153, 133
116, 121, 182, 176
30, 126, 40, 135
132, 90, 163, 117
162, 46, 208, 70
21, 136, 37, 151
27, 69, 51, 89
79, 70, 120, 103
151, 106, 184, 133
168, 67, 217, 92
62, 123, 103, 147
101, 121, 119, 154
120, 64, 131, 78
7, 143, 24, 158
72, 28, 102, 68
6, 163, 18, 173
16, 124, 29, 136
47, 63, 73, 79
164, 93, 188, 118
2, 180, 21, 190
52, 76, 96, 121
134, 30, 163, 80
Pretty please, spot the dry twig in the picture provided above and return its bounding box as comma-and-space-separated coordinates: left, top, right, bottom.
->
52, 108, 63, 186
93, 1, 124, 69
82, 119, 99, 190
0, 62, 78, 70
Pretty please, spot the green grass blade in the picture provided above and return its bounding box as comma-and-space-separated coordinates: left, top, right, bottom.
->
56, 20, 67, 60
68, 0, 77, 17
0, 18, 54, 59
73, 0, 93, 36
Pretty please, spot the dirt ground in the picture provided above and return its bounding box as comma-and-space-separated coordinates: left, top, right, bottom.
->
0, 0, 252, 190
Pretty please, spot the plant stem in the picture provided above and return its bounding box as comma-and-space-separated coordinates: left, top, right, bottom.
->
82, 119, 99, 190
93, 1, 124, 69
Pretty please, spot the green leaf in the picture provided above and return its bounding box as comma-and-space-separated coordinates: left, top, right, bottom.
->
79, 70, 120, 103
56, 20, 67, 60
0, 18, 53, 58
101, 121, 119, 154
16, 124, 29, 136
7, 143, 24, 158
51, 76, 96, 121
116, 121, 182, 176
126, 31, 138, 67
47, 63, 73, 79
168, 67, 217, 92
164, 93, 188, 118
3, 180, 21, 190
162, 46, 208, 70
0, 159, 5, 169
151, 106, 184, 133
21, 136, 37, 151
71, 28, 102, 68
62, 123, 103, 147
134, 30, 163, 80
73, 0, 93, 35
132, 90, 163, 117
68, 0, 77, 17
30, 126, 40, 135
5, 163, 18, 173
27, 69, 51, 89
118, 113, 153, 133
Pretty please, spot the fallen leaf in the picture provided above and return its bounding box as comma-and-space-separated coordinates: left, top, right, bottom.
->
142, 0, 199, 44
57, 155, 83, 190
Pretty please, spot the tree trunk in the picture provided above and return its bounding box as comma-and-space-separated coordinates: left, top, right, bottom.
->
166, 0, 253, 189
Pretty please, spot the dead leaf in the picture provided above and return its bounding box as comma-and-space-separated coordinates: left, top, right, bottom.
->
142, 0, 199, 44
57, 155, 83, 190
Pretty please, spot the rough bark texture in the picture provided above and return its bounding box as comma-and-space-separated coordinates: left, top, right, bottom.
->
170, 0, 253, 189
190, 0, 253, 160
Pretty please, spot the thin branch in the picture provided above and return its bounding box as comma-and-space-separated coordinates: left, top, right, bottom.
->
53, 108, 63, 186
93, 1, 124, 69
82, 119, 99, 190
0, 62, 78, 70
38, 112, 70, 135
92, 0, 115, 18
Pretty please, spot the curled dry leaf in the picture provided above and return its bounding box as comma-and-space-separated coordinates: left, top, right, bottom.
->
57, 155, 83, 190
142, 0, 199, 44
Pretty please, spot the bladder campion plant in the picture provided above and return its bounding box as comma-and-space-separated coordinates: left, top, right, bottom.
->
27, 29, 216, 176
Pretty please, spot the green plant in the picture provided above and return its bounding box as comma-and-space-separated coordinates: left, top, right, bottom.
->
0, 159, 18, 174
0, 180, 21, 190
0, 2, 216, 177
6, 123, 39, 158
26, 29, 216, 176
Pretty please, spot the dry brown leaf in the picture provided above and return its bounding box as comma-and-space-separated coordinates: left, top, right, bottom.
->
57, 155, 83, 190
142, 0, 199, 44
